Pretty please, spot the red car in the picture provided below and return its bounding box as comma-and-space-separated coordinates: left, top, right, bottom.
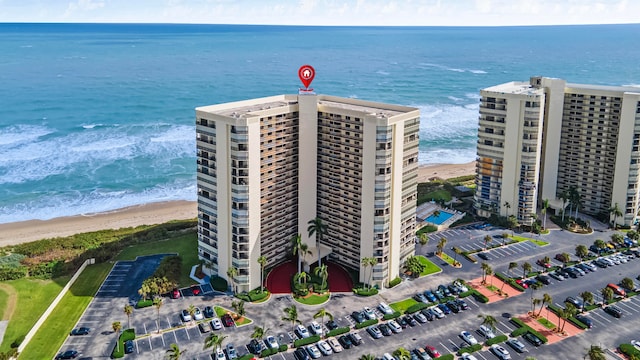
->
171, 288, 181, 299
515, 279, 529, 289
425, 345, 441, 358
536, 259, 551, 268
222, 313, 234, 327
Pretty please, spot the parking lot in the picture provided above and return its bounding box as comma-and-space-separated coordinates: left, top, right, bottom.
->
57, 225, 640, 360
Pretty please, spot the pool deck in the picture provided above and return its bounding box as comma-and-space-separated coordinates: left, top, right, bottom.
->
416, 200, 465, 231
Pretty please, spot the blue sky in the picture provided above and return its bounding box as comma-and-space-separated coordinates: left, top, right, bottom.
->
1, 0, 638, 26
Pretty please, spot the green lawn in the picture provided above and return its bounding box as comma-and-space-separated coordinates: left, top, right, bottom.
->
530, 239, 550, 247
0, 287, 9, 320
0, 277, 69, 352
19, 263, 112, 359
417, 255, 442, 276
294, 293, 330, 305
390, 298, 419, 314
509, 235, 531, 242
537, 318, 556, 330
116, 233, 199, 287
213, 306, 253, 326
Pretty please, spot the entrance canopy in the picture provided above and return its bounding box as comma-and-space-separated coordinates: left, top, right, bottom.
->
303, 243, 333, 265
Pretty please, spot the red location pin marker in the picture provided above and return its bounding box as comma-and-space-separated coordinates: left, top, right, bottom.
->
298, 65, 315, 89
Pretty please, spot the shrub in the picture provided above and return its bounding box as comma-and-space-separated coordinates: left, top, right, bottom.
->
472, 291, 489, 303
405, 302, 430, 314
457, 343, 482, 355
439, 296, 456, 304
462, 252, 477, 263
136, 299, 153, 308
278, 344, 288, 352
485, 334, 508, 346
210, 276, 228, 292
10, 335, 24, 349
619, 343, 640, 357
495, 272, 525, 292
238, 355, 254, 360
439, 354, 455, 360
353, 287, 379, 296
383, 311, 401, 320
111, 329, 135, 358
509, 318, 547, 343
354, 319, 378, 329
152, 255, 182, 285
326, 327, 350, 338
458, 290, 473, 298
388, 277, 401, 288
293, 335, 321, 347
261, 348, 279, 357
0, 266, 28, 281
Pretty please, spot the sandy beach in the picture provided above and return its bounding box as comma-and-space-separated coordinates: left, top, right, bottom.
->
0, 162, 475, 246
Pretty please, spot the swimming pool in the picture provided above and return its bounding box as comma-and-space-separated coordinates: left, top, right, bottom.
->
425, 210, 455, 225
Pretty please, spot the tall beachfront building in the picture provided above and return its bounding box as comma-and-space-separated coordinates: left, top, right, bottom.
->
475, 76, 640, 227
195, 94, 420, 292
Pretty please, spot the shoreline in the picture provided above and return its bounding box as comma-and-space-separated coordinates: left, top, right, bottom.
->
0, 161, 476, 246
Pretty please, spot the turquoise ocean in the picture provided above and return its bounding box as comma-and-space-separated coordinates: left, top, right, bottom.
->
1, 23, 639, 223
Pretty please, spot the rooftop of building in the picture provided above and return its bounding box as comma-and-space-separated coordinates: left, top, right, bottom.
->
481, 81, 544, 96
566, 82, 640, 94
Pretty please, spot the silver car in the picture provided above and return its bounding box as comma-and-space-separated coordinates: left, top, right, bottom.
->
316, 340, 333, 356
490, 344, 511, 360
327, 338, 343, 353
506, 338, 526, 353
306, 344, 321, 359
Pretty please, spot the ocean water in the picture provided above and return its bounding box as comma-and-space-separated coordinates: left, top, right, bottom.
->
1, 23, 640, 223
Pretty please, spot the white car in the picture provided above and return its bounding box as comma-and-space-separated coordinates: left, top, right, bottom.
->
180, 310, 192, 322
378, 302, 394, 315
265, 335, 278, 349
454, 280, 469, 292
461, 353, 479, 360
382, 353, 395, 360
490, 344, 511, 360
387, 320, 402, 333
460, 330, 478, 345
430, 306, 445, 318
327, 337, 343, 353
310, 321, 323, 336
632, 340, 640, 351
210, 318, 222, 330
296, 324, 310, 338
214, 348, 226, 360
316, 340, 333, 356
306, 344, 321, 359
363, 306, 377, 320
194, 307, 204, 321
478, 325, 496, 339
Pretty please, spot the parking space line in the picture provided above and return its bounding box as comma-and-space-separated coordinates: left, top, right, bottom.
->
615, 301, 637, 313
439, 341, 453, 354
476, 351, 488, 360
184, 327, 191, 340
619, 300, 640, 311
591, 311, 612, 323
496, 321, 512, 334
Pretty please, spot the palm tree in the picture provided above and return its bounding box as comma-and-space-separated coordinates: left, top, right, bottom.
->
308, 217, 328, 266
291, 234, 304, 275
575, 245, 588, 261
297, 271, 310, 285
112, 321, 122, 352
226, 266, 238, 294
418, 233, 429, 253
282, 305, 301, 333
621, 277, 635, 292
359, 355, 376, 360
541, 199, 549, 230
478, 314, 497, 332
585, 345, 606, 360
436, 237, 447, 255
560, 189, 569, 222
231, 300, 246, 319
313, 308, 333, 339
124, 304, 133, 330
483, 235, 492, 250
504, 201, 511, 216
153, 297, 163, 332
480, 262, 490, 284
529, 282, 542, 314
203, 333, 227, 355
560, 303, 577, 332
187, 304, 197, 324
393, 347, 411, 360
257, 255, 267, 293
569, 185, 581, 219
314, 264, 329, 290
609, 202, 623, 229
521, 262, 532, 279
361, 257, 371, 289
580, 291, 593, 312
537, 293, 552, 317
165, 343, 186, 360
367, 257, 377, 289
486, 264, 494, 286
251, 325, 268, 343
532, 298, 542, 316
508, 262, 518, 276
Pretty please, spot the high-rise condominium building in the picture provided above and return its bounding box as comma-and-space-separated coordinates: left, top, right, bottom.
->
475, 76, 640, 227
195, 94, 420, 292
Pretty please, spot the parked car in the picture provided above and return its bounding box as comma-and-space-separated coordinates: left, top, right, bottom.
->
338, 335, 353, 349
565, 297, 584, 309
423, 290, 437, 302
351, 311, 366, 323
326, 320, 338, 330
70, 327, 90, 336
294, 348, 311, 360
456, 299, 470, 310
594, 258, 609, 268
378, 302, 394, 315
222, 313, 234, 327
203, 306, 215, 318
211, 317, 223, 330
478, 252, 490, 260
305, 344, 321, 359
309, 321, 323, 336
421, 308, 435, 321
453, 280, 469, 292
608, 283, 626, 297
316, 340, 333, 356
460, 353, 479, 360
446, 300, 460, 313
296, 324, 310, 338
171, 288, 181, 299
414, 293, 429, 303
478, 325, 496, 339
515, 279, 528, 289
181, 309, 192, 322
349, 331, 363, 345
536, 259, 551, 268
327, 337, 343, 353
397, 316, 409, 328
430, 306, 445, 319
403, 315, 417, 326
214, 348, 225, 360
363, 306, 377, 320
490, 344, 511, 359
378, 323, 392, 336
549, 271, 566, 281
265, 335, 279, 349
193, 307, 204, 320
448, 284, 461, 295
460, 331, 478, 345
437, 303, 452, 315
536, 274, 551, 285
575, 315, 593, 328
413, 347, 431, 360
226, 344, 238, 359
413, 312, 428, 323
382, 353, 396, 360
55, 350, 79, 359
604, 305, 623, 318
248, 339, 263, 354
367, 325, 383, 339
506, 338, 526, 353
425, 345, 441, 358
198, 322, 211, 333
523, 332, 543, 346
124, 340, 134, 354
388, 320, 403, 333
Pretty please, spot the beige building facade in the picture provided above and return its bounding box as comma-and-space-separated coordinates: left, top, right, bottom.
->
475, 76, 640, 227
195, 94, 419, 292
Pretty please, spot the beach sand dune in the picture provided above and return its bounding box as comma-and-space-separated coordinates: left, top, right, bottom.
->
0, 162, 475, 246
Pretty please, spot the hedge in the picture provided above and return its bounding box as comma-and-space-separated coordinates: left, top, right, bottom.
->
495, 272, 525, 292
546, 304, 588, 330
238, 355, 254, 360
383, 311, 401, 320
278, 344, 288, 352
472, 291, 489, 303
236, 289, 270, 302
439, 296, 456, 304
439, 354, 455, 360
353, 287, 379, 296
457, 343, 482, 355
136, 299, 153, 308
405, 302, 431, 314
260, 348, 279, 357
619, 343, 640, 357
462, 252, 478, 263
326, 327, 350, 338
509, 318, 548, 343
111, 329, 135, 358
354, 319, 378, 329
210, 276, 228, 292
485, 334, 508, 346
388, 277, 402, 288
293, 335, 321, 348
0, 266, 28, 281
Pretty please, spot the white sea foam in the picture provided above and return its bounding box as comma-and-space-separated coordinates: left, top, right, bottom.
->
469, 69, 487, 74
418, 63, 487, 75
447, 96, 463, 102
0, 124, 53, 146
376, 70, 390, 75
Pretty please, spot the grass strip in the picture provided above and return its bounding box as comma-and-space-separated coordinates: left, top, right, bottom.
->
390, 298, 419, 314
294, 293, 329, 305
18, 263, 112, 359
417, 255, 442, 275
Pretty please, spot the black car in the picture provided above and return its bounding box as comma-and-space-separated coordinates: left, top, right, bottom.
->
124, 340, 134, 354
294, 348, 311, 360
70, 327, 90, 336
203, 306, 215, 318
437, 303, 452, 315
326, 320, 339, 330
397, 316, 409, 328
434, 289, 445, 301
403, 315, 417, 326
421, 308, 434, 321
248, 339, 263, 354
438, 284, 452, 297
55, 350, 79, 359
446, 300, 460, 313
478, 252, 490, 260
351, 311, 366, 324
378, 323, 392, 336
338, 335, 353, 349
575, 315, 593, 328
523, 333, 543, 346
456, 299, 469, 310
604, 305, 623, 318
447, 284, 460, 295
535, 275, 551, 285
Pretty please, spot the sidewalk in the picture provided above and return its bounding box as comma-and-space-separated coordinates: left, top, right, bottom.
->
516, 309, 584, 345
467, 275, 523, 303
